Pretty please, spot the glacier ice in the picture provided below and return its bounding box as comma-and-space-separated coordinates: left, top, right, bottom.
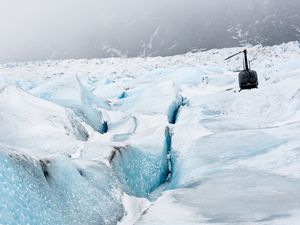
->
0, 42, 300, 225
30, 75, 109, 133
111, 145, 168, 197
0, 148, 124, 225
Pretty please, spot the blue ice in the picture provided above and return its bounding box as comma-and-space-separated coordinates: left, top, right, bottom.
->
0, 149, 124, 225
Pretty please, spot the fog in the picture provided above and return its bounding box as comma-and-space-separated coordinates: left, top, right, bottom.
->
0, 0, 299, 62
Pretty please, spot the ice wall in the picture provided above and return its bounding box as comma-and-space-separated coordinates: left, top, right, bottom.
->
0, 148, 124, 225
111, 144, 168, 198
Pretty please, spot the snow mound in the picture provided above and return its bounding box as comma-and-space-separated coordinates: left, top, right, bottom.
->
0, 86, 88, 157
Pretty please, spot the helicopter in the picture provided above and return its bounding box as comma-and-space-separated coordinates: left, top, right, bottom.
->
225, 49, 258, 91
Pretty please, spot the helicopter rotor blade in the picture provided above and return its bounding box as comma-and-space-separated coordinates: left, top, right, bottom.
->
225, 50, 245, 60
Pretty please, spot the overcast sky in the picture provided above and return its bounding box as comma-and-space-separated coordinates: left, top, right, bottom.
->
1, 0, 186, 62
0, 0, 113, 62
0, 0, 299, 63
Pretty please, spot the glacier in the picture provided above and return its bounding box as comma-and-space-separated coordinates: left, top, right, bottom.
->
0, 42, 300, 224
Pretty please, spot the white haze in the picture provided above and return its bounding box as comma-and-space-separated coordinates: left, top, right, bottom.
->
0, 0, 299, 62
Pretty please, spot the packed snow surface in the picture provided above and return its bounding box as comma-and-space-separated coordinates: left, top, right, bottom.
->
1, 42, 300, 225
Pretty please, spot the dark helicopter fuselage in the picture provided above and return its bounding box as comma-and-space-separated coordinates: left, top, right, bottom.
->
238, 69, 258, 90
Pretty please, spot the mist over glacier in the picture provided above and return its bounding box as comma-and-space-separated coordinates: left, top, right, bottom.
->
0, 0, 300, 62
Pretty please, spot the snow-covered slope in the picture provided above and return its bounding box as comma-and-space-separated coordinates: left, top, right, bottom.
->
0, 42, 300, 225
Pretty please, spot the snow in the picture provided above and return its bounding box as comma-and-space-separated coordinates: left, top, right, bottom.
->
0, 85, 88, 157
0, 41, 300, 224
